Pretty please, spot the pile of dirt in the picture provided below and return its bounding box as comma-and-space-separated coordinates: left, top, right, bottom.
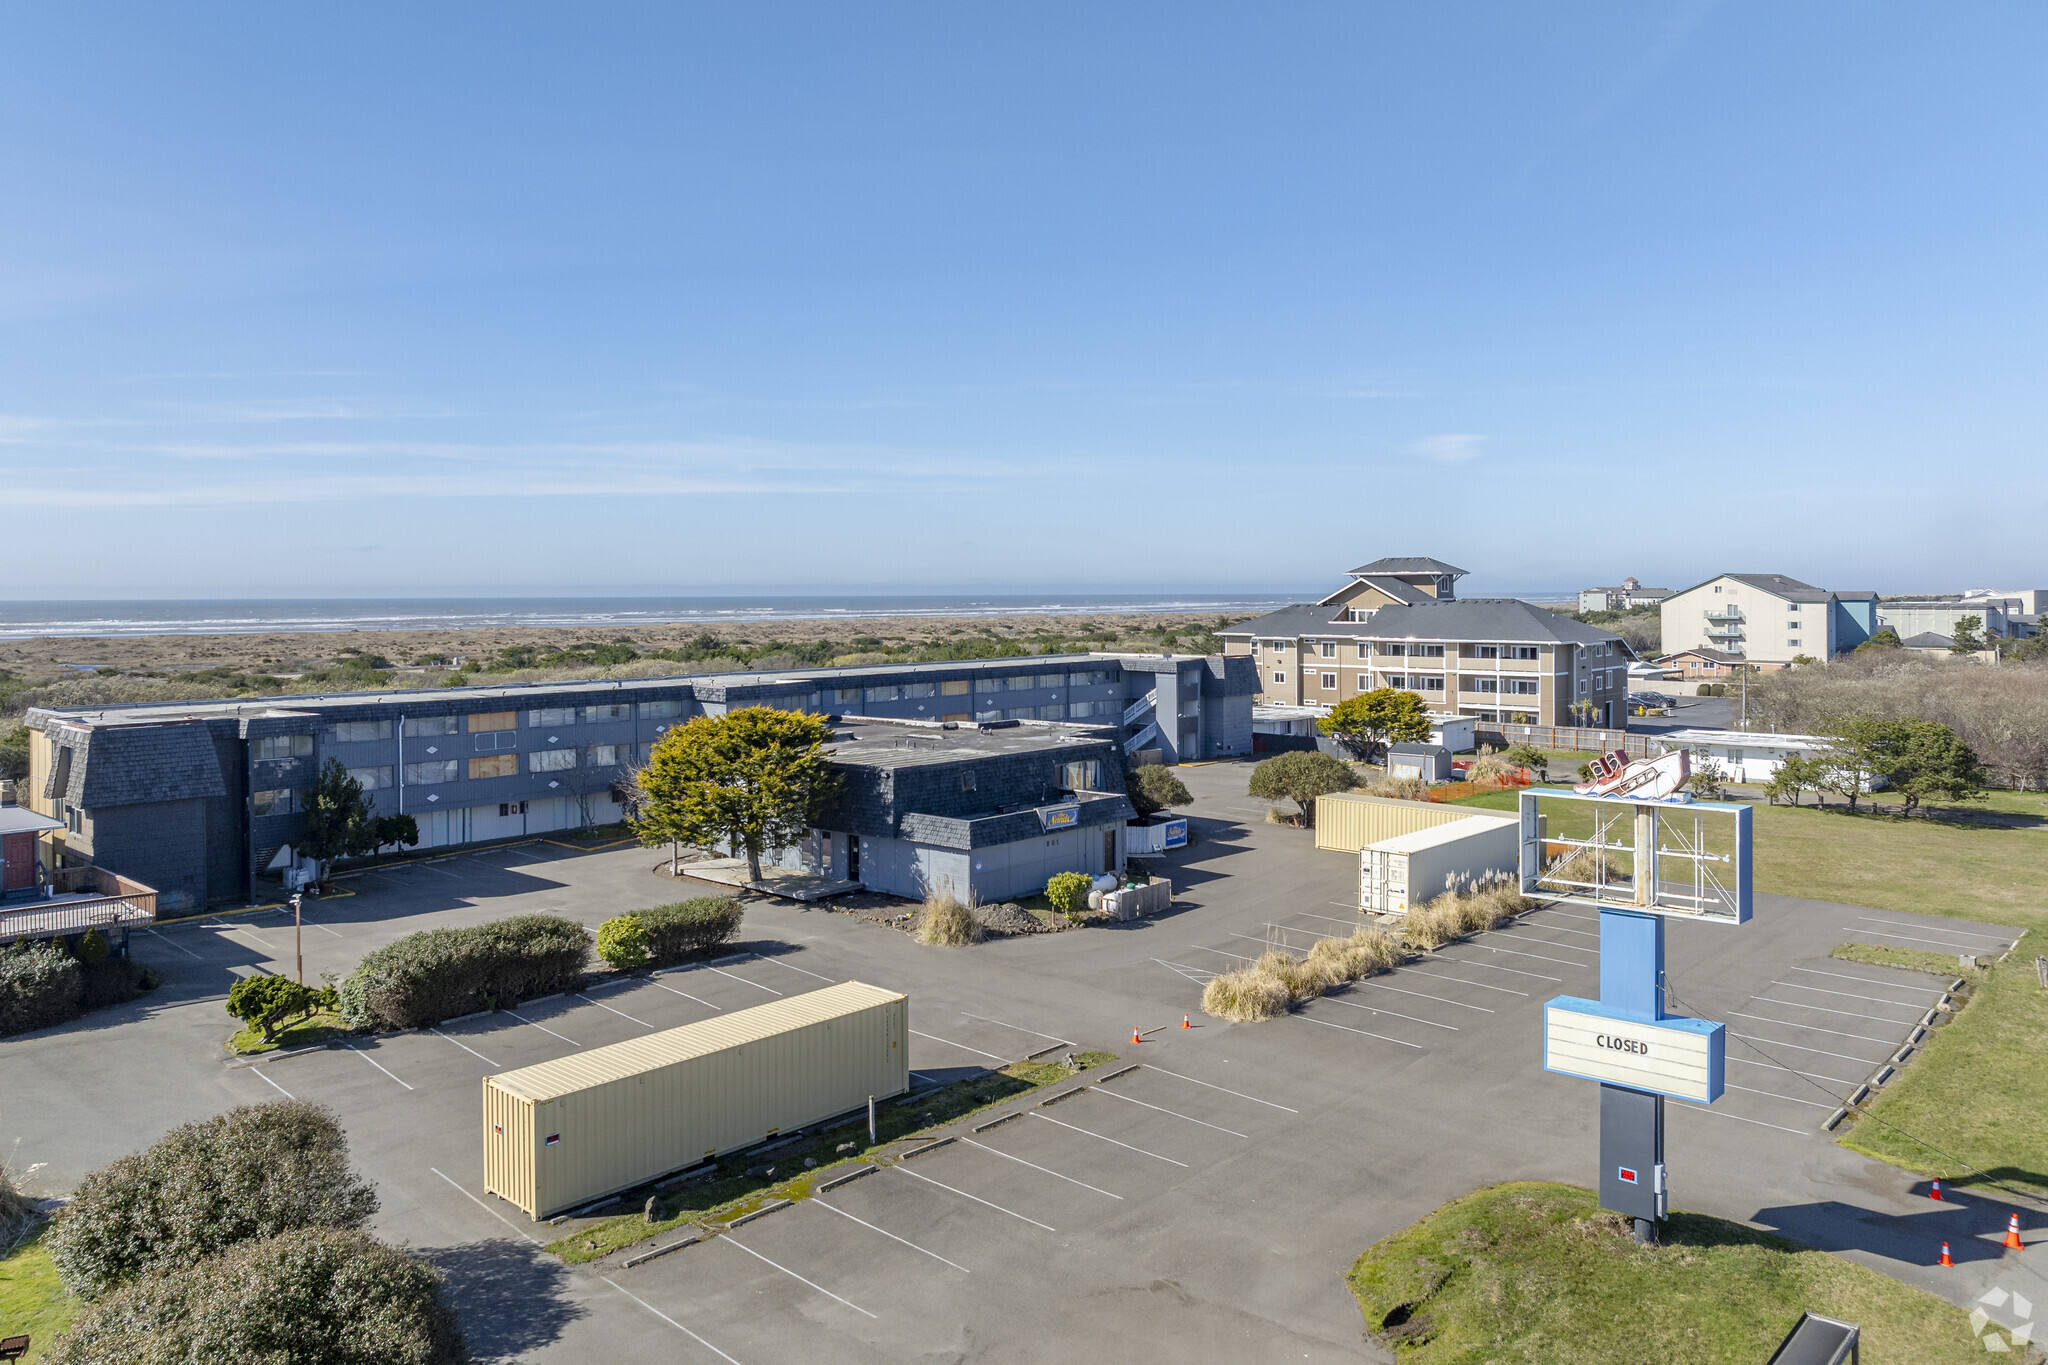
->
972, 901, 1066, 936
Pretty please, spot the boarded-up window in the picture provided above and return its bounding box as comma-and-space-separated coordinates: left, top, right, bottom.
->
469, 754, 518, 780
468, 711, 517, 733
941, 680, 970, 696
530, 748, 578, 773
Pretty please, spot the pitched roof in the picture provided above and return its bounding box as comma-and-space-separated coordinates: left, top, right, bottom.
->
1670, 572, 1833, 603
1662, 646, 1745, 663
1345, 557, 1469, 577
1317, 574, 1432, 607
1900, 632, 1955, 649
60, 721, 227, 808
1218, 604, 1356, 638
1222, 599, 1628, 649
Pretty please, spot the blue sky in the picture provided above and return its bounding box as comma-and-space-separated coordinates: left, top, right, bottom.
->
2, 4, 2043, 598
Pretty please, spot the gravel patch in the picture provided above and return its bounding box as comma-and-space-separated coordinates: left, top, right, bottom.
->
972, 901, 1067, 936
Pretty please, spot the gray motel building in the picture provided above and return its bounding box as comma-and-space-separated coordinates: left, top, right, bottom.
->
22, 652, 1254, 911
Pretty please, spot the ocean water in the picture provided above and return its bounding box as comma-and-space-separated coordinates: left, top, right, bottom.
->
0, 594, 1300, 641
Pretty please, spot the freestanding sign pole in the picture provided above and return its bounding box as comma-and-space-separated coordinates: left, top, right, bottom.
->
1599, 906, 1668, 1243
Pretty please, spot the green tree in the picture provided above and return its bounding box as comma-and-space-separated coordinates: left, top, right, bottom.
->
1319, 689, 1433, 762
0, 724, 29, 784
1818, 717, 1908, 811
1764, 752, 1823, 806
1855, 628, 1902, 653
1500, 742, 1549, 780
1126, 763, 1193, 816
1682, 754, 1728, 800
1247, 750, 1356, 825
1950, 615, 1984, 654
632, 707, 842, 883
1890, 721, 1989, 813
225, 974, 318, 1043
297, 760, 384, 874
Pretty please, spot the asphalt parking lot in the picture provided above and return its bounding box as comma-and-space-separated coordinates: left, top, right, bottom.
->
3, 759, 2038, 1363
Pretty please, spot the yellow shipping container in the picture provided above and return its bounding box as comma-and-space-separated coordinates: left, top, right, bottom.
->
1312, 791, 1517, 854
482, 980, 908, 1220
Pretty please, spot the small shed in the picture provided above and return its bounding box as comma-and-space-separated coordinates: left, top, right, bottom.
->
1387, 743, 1453, 783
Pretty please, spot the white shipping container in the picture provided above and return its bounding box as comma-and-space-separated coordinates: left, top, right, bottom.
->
1360, 815, 1522, 914
483, 980, 908, 1220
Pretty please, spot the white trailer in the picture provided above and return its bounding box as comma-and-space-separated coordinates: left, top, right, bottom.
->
1360, 815, 1522, 915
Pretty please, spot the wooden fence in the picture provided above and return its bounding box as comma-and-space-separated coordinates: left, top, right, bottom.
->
1473, 724, 1660, 760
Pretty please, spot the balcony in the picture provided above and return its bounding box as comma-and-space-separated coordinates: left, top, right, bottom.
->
0, 866, 158, 943
1703, 609, 1743, 622
1703, 625, 1744, 640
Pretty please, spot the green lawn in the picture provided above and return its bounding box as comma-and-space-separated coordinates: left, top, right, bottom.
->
0, 1228, 77, 1362
1841, 929, 2048, 1198
226, 1007, 351, 1055
1348, 1182, 2003, 1363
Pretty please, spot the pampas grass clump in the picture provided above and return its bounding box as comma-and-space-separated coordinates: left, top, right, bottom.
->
1400, 872, 1535, 948
1200, 967, 1291, 1022
1200, 927, 1406, 1022
914, 889, 985, 946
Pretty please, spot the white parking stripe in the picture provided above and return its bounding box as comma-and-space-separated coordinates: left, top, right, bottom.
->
1134, 1065, 1299, 1113
1031, 1113, 1189, 1166
1730, 1055, 1859, 1086
1355, 979, 1495, 1013
1731, 1034, 1882, 1066
1296, 1013, 1425, 1049
960, 1012, 1072, 1045
1727, 1084, 1838, 1109
1489, 930, 1595, 953
577, 993, 655, 1029
143, 928, 204, 959
892, 1164, 1055, 1231
910, 1029, 1007, 1063
960, 1137, 1122, 1199
1426, 954, 1561, 982
644, 978, 723, 1010
1729, 1011, 1900, 1046
1845, 927, 2004, 951
720, 1234, 877, 1319
1401, 968, 1528, 996
1770, 981, 1929, 1010
347, 1044, 414, 1090
1748, 996, 1915, 1026
705, 966, 782, 996
1788, 966, 1940, 994
429, 1028, 499, 1067
1856, 916, 2014, 946
601, 1278, 745, 1364
431, 1167, 541, 1247
1322, 996, 1458, 1030
252, 1068, 294, 1100
1087, 1086, 1249, 1138
418, 862, 463, 879
1674, 1102, 1810, 1136
1459, 942, 1586, 968
1190, 944, 1255, 964
1506, 920, 1599, 939
1296, 910, 1372, 929
504, 1011, 579, 1046
1533, 908, 1599, 923
750, 954, 836, 983
811, 1197, 969, 1272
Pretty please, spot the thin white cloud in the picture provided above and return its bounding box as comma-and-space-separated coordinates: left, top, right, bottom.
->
1408, 433, 1487, 463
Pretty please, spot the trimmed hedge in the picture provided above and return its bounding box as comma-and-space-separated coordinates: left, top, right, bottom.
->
44, 1226, 465, 1365
47, 1099, 378, 1299
633, 898, 743, 968
0, 939, 83, 1036
338, 913, 590, 1031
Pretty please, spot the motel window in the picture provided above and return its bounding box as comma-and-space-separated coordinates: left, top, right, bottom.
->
251, 787, 299, 816
1319, 643, 1337, 659
1418, 677, 1445, 693
1381, 643, 1406, 656
639, 700, 683, 719
904, 681, 937, 699
253, 734, 314, 762
403, 759, 459, 786
1469, 678, 1500, 693
867, 685, 902, 703
1060, 759, 1103, 792
974, 678, 1001, 695
1069, 700, 1097, 719
1508, 646, 1539, 660
1038, 674, 1065, 689
1415, 644, 1445, 658
975, 709, 1001, 721
1004, 707, 1036, 721
529, 748, 577, 773
942, 679, 972, 696
527, 707, 576, 728
1039, 703, 1066, 720
474, 730, 516, 752
589, 744, 627, 767
468, 711, 517, 733
583, 704, 632, 723
346, 765, 393, 791
403, 715, 458, 737
1356, 674, 1370, 689
1271, 672, 1286, 684
1320, 673, 1336, 689
832, 688, 863, 705
1006, 675, 1035, 692
468, 754, 518, 780
1385, 674, 1406, 688
1470, 645, 1500, 660
1507, 680, 1539, 695
331, 720, 391, 744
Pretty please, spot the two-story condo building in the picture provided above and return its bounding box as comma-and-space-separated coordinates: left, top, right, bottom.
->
1218, 557, 1633, 729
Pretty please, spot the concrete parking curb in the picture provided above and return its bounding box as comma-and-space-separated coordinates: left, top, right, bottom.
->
1038, 1087, 1086, 1107
1849, 1084, 1870, 1106
1091, 1064, 1140, 1084
1921, 1009, 1940, 1027
1026, 1043, 1068, 1060
902, 1137, 956, 1160
726, 1199, 791, 1228
621, 1235, 698, 1268
1823, 1107, 1848, 1131
972, 1112, 1022, 1132
1873, 1066, 1894, 1086
817, 1166, 875, 1192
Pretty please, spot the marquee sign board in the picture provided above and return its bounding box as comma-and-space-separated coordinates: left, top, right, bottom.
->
1518, 787, 1753, 926
1544, 996, 1725, 1104
1038, 803, 1081, 831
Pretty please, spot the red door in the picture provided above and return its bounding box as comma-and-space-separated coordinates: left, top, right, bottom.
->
2, 832, 33, 891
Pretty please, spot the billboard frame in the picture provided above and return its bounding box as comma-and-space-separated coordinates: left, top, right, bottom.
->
1518, 787, 1752, 926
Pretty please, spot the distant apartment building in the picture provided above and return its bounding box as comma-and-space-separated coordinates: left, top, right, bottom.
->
23, 652, 1256, 909
1876, 593, 2038, 643
1218, 557, 1633, 728
1577, 577, 1672, 613
1659, 574, 1877, 668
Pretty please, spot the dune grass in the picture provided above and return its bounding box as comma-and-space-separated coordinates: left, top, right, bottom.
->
1348, 1182, 2005, 1363
912, 889, 983, 946
1200, 927, 1406, 1021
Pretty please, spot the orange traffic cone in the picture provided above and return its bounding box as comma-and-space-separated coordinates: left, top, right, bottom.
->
1182, 1013, 1192, 1029
2006, 1214, 2024, 1250
1132, 1027, 1143, 1045
1940, 1241, 1954, 1267
1930, 1179, 1944, 1201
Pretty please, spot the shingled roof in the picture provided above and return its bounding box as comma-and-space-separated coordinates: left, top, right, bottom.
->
58, 723, 227, 808
1345, 556, 1469, 577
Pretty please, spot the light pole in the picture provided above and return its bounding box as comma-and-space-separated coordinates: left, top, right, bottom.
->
291, 893, 304, 986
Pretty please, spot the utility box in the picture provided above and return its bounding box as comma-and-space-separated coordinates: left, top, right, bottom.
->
1359, 815, 1522, 914
482, 980, 908, 1220
1125, 816, 1187, 854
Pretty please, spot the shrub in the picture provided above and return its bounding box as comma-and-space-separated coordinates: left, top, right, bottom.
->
634, 898, 743, 966
226, 974, 320, 1043
1127, 764, 1193, 816
1362, 774, 1430, 800
914, 889, 983, 946
1400, 875, 1533, 949
46, 1100, 378, 1299
44, 1226, 465, 1365
338, 913, 590, 1031
1044, 871, 1093, 914
595, 915, 650, 971
1201, 967, 1291, 1022
74, 928, 109, 964
80, 958, 159, 1011
1248, 750, 1357, 823
0, 939, 83, 1037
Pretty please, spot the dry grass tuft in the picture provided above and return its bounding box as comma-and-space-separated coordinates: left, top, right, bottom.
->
1201, 926, 1406, 1022
913, 888, 985, 946
1200, 968, 1292, 1021
1362, 774, 1431, 800
1, 1147, 47, 1254
1400, 873, 1535, 949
